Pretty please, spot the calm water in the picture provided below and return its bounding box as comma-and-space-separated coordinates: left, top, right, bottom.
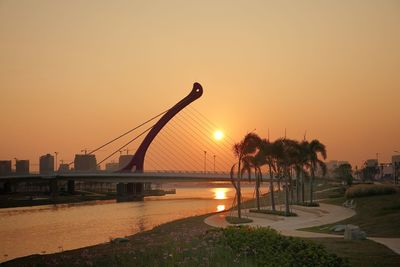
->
0, 183, 260, 262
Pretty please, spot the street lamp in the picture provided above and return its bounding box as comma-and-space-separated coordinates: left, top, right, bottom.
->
213, 155, 216, 173
203, 151, 207, 173
54, 152, 59, 172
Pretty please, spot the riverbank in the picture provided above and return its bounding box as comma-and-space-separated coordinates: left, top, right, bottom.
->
4, 211, 400, 267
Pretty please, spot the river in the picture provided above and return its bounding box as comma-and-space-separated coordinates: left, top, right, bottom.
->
0, 182, 262, 263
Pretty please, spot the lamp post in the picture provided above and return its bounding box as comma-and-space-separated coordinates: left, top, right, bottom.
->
203, 151, 207, 173
213, 155, 216, 173
54, 152, 59, 172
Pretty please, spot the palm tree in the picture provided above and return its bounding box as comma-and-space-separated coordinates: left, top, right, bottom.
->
243, 145, 265, 211
293, 140, 310, 204
304, 139, 327, 204
272, 139, 291, 215
257, 139, 275, 211
231, 133, 260, 218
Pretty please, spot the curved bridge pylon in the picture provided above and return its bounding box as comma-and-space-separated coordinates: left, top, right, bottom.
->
117, 82, 203, 173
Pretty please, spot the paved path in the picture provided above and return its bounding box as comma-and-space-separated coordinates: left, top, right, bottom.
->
369, 237, 400, 255
204, 203, 400, 255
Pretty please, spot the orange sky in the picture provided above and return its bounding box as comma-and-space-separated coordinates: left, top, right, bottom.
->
1, 1, 399, 171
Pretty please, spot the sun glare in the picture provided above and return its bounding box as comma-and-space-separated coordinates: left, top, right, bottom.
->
214, 130, 224, 141
213, 188, 228, 200
217, 205, 226, 212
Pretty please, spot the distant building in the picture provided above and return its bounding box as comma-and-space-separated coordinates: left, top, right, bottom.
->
58, 163, 70, 173
119, 155, 133, 170
15, 160, 29, 174
105, 162, 119, 172
365, 159, 378, 168
39, 154, 54, 174
325, 160, 349, 177
392, 155, 400, 182
379, 163, 393, 178
74, 154, 97, 172
0, 160, 12, 176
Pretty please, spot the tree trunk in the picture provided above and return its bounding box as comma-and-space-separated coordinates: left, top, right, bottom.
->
255, 168, 261, 210
237, 161, 242, 218
296, 171, 300, 204
284, 173, 290, 216
256, 173, 260, 211
301, 173, 305, 203
310, 166, 315, 204
289, 170, 294, 204
268, 164, 276, 211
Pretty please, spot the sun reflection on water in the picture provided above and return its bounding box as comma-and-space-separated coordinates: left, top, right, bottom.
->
216, 205, 225, 212
212, 188, 229, 200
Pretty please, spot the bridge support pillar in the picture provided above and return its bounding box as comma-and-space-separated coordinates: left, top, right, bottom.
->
49, 180, 58, 197
67, 180, 75, 194
1, 182, 12, 194
116, 182, 144, 202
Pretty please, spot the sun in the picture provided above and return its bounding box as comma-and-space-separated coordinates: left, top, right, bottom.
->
214, 130, 224, 141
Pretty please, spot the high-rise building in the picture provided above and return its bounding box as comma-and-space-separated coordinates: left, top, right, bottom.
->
0, 160, 12, 176
119, 155, 133, 170
15, 160, 29, 174
74, 154, 97, 171
39, 154, 54, 174
106, 162, 119, 172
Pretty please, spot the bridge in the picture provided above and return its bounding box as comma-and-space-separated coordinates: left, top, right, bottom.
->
0, 83, 237, 201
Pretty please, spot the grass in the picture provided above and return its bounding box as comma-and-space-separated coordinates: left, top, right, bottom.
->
345, 184, 398, 198
249, 208, 297, 216
225, 216, 253, 224
307, 238, 400, 267
300, 192, 400, 237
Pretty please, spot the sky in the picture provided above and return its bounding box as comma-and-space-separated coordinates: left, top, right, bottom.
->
1, 0, 399, 171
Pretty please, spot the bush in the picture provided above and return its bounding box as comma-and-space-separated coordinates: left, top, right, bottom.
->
345, 184, 397, 198
221, 226, 349, 267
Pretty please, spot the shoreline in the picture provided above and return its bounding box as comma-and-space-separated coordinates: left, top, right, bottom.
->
2, 212, 217, 266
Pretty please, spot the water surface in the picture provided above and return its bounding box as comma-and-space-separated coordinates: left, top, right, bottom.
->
0, 183, 261, 262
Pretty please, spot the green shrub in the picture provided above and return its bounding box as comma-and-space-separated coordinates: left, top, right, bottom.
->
221, 226, 349, 267
345, 184, 397, 198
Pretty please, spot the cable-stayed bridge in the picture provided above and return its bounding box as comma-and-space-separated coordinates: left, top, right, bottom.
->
0, 83, 237, 200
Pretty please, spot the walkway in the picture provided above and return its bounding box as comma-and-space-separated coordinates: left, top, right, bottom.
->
204, 203, 400, 255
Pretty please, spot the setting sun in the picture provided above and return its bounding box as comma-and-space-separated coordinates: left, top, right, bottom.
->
213, 130, 224, 141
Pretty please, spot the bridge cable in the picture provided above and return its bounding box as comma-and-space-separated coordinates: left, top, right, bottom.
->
170, 115, 233, 171
156, 126, 205, 171
182, 109, 235, 154
169, 114, 233, 169
69, 109, 169, 166
97, 124, 155, 166
164, 118, 230, 172
173, 113, 234, 167
188, 106, 236, 143
150, 133, 195, 171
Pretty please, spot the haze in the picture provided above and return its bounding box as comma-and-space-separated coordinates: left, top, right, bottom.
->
1, 0, 399, 169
